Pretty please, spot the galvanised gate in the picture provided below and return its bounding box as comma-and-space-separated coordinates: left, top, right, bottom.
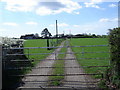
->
2, 41, 110, 90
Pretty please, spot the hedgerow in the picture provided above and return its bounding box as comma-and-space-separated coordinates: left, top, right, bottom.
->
102, 28, 120, 89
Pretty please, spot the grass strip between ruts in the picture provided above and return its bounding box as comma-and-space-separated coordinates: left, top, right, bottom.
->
49, 42, 67, 86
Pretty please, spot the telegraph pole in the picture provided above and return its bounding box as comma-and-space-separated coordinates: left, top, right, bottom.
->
118, 1, 120, 27
56, 20, 58, 44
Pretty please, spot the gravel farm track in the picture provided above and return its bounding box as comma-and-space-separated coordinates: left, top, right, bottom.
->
17, 40, 100, 90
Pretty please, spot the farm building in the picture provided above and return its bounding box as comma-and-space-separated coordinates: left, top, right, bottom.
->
20, 34, 36, 39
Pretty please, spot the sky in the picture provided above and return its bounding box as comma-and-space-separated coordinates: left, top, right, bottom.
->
0, 0, 119, 38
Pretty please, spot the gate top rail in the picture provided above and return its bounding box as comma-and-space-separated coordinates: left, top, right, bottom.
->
3, 45, 109, 50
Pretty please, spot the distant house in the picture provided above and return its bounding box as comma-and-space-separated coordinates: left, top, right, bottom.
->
20, 34, 36, 39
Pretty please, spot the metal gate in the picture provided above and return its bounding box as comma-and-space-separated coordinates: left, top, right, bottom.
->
2, 40, 110, 90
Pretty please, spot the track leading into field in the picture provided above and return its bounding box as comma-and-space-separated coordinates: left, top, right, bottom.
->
18, 41, 65, 89
18, 40, 99, 90
63, 41, 99, 90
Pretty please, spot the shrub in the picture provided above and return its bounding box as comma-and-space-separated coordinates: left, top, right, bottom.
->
104, 28, 120, 89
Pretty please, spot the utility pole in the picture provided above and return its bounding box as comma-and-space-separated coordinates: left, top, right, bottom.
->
56, 20, 58, 44
69, 29, 72, 40
118, 1, 120, 27
0, 44, 2, 90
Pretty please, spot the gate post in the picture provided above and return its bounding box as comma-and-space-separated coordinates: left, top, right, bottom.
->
0, 44, 2, 90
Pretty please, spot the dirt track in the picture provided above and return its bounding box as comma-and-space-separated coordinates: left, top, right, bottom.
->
63, 47, 98, 90
18, 40, 99, 90
18, 41, 65, 88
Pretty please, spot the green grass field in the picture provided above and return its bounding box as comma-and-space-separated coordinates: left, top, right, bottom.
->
23, 39, 64, 65
24, 39, 53, 59
70, 38, 110, 78
24, 39, 64, 59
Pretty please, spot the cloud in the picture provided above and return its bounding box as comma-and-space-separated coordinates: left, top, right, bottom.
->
2, 0, 37, 12
99, 18, 110, 22
49, 23, 69, 27
73, 25, 80, 27
99, 18, 118, 22
69, 20, 117, 35
84, 0, 106, 9
38, 2, 65, 10
0, 28, 7, 31
91, 0, 103, 3
25, 21, 38, 25
74, 11, 80, 14
109, 4, 117, 7
3, 22, 18, 26
2, 0, 82, 15
36, 1, 82, 15
84, 2, 100, 9
36, 7, 52, 15
74, 0, 119, 2
112, 18, 118, 21
58, 23, 69, 27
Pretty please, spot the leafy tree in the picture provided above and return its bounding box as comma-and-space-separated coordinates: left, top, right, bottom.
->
41, 28, 52, 38
41, 28, 52, 50
34, 33, 39, 38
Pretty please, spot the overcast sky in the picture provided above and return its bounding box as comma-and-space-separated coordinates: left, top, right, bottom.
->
0, 0, 119, 38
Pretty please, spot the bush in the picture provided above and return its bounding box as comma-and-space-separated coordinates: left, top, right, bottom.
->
103, 28, 120, 89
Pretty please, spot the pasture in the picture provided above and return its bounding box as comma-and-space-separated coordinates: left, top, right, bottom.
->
24, 39, 53, 59
23, 39, 63, 65
70, 38, 110, 78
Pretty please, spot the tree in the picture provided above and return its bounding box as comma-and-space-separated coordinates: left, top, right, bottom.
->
41, 28, 52, 50
34, 33, 39, 38
41, 28, 52, 38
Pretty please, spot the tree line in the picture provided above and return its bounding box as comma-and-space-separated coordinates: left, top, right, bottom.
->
20, 28, 108, 39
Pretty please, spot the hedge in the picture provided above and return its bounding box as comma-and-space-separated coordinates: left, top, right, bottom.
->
104, 27, 120, 89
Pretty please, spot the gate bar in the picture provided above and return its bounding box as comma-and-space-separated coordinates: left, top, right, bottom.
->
6, 66, 110, 70
8, 57, 110, 62
3, 45, 109, 50
6, 51, 110, 56
9, 73, 103, 77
